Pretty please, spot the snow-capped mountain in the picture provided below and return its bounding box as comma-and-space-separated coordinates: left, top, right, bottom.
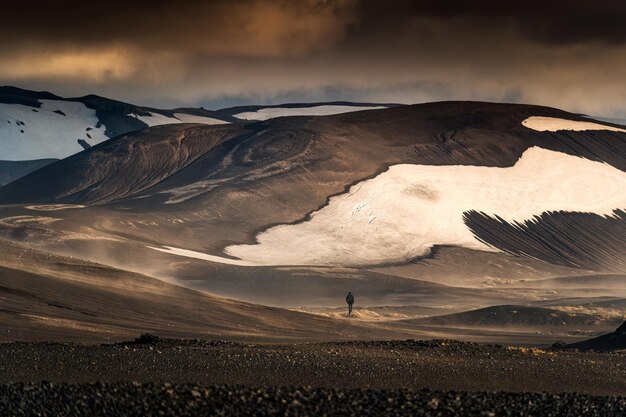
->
1, 102, 624, 277
0, 86, 230, 161
225, 103, 391, 121
0, 87, 394, 161
0, 87, 393, 185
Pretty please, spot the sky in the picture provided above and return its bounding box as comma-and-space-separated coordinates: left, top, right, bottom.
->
2, 0, 626, 116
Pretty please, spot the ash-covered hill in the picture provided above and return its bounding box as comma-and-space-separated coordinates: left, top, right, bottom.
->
0, 239, 407, 343
0, 124, 243, 204
409, 305, 619, 327
0, 101, 624, 274
565, 320, 626, 351
520, 274, 626, 289
0, 87, 393, 185
0, 159, 57, 187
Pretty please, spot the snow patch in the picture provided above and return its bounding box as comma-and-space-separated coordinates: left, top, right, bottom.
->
522, 116, 626, 133
130, 112, 228, 127
147, 246, 258, 266
0, 100, 108, 160
173, 113, 228, 125
228, 147, 626, 266
129, 112, 176, 127
233, 105, 388, 121
149, 147, 626, 268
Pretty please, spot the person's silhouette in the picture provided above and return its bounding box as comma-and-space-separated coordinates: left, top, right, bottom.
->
346, 291, 354, 316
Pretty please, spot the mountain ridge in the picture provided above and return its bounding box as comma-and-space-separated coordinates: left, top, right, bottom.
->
0, 101, 624, 275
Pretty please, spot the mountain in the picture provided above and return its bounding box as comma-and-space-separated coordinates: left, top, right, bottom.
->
0, 86, 230, 162
0, 159, 56, 187
408, 305, 617, 327
565, 320, 626, 351
0, 101, 624, 271
0, 86, 392, 162
521, 274, 626, 289
0, 100, 624, 321
0, 87, 393, 185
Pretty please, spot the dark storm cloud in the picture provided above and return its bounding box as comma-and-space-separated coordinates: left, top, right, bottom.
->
1, 1, 626, 116
353, 1, 626, 44
3, 1, 626, 48
0, 0, 357, 55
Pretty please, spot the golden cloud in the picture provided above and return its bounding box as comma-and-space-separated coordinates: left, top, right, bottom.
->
0, 48, 137, 82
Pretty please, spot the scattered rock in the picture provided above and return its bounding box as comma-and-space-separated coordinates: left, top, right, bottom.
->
0, 383, 622, 416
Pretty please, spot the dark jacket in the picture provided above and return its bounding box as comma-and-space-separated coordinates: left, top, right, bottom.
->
346, 293, 354, 304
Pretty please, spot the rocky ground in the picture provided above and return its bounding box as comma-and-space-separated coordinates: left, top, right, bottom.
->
1, 382, 625, 417
0, 336, 624, 416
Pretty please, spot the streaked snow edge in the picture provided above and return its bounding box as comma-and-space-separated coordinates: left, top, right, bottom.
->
149, 147, 626, 267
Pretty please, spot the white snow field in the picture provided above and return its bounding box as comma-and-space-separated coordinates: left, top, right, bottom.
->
522, 116, 626, 132
148, 246, 258, 266
0, 100, 108, 160
129, 112, 228, 127
150, 147, 626, 267
233, 105, 388, 121
0, 99, 229, 161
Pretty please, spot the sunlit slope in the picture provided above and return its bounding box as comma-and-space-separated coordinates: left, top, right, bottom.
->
0, 102, 624, 271
0, 239, 409, 343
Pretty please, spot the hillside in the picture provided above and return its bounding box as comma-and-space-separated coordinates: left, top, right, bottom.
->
409, 305, 619, 327
0, 159, 56, 187
565, 320, 626, 351
0, 239, 410, 343
0, 101, 624, 274
0, 86, 230, 161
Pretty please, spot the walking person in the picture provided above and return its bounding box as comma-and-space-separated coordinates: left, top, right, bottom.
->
346, 291, 354, 317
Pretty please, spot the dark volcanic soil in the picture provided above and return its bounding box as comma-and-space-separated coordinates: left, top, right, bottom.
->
2, 382, 624, 417
1, 337, 624, 416
1, 338, 624, 395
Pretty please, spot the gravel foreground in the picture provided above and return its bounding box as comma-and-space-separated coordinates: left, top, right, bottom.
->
1, 382, 624, 417
2, 338, 624, 395
1, 337, 624, 416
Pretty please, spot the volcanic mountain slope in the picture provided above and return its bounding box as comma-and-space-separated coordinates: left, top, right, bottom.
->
408, 305, 621, 328
526, 297, 626, 326
0, 159, 56, 187
0, 101, 624, 276
0, 86, 230, 162
463, 210, 626, 272
565, 320, 626, 351
531, 297, 626, 309
0, 238, 413, 343
0, 86, 393, 163
517, 274, 626, 289
0, 124, 244, 204
370, 247, 597, 288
